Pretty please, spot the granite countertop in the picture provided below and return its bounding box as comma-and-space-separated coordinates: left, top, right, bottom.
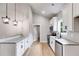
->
0, 36, 25, 44
50, 36, 79, 45
55, 38, 79, 45
0, 33, 32, 44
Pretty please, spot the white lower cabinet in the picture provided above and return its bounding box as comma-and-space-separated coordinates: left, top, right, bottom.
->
24, 37, 31, 50
63, 45, 79, 56
49, 36, 55, 53
0, 44, 16, 56
24, 34, 33, 50
28, 34, 33, 48
16, 40, 25, 56
17, 35, 33, 56
0, 40, 25, 56
0, 34, 33, 56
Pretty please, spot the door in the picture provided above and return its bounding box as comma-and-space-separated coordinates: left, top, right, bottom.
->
36, 25, 40, 42
33, 25, 40, 42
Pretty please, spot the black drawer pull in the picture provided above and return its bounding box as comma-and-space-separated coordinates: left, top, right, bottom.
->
21, 45, 23, 48
27, 41, 28, 43
51, 41, 53, 44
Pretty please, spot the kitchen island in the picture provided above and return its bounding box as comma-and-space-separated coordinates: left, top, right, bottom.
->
0, 34, 33, 56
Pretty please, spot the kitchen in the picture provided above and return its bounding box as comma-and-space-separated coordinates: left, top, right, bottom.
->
0, 3, 79, 56
48, 3, 79, 56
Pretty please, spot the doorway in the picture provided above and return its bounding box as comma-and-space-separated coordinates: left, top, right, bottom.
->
33, 25, 40, 42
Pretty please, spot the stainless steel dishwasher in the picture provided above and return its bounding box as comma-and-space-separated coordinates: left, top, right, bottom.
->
55, 40, 63, 56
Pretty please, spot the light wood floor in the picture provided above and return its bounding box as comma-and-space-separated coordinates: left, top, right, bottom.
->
24, 42, 55, 56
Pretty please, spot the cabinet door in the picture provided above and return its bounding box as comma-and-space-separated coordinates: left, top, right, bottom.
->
16, 40, 24, 56
49, 36, 55, 52
53, 39, 55, 52
16, 4, 26, 34
62, 7, 68, 28
67, 4, 73, 31
73, 3, 79, 17
8, 4, 15, 21
0, 3, 6, 37
24, 38, 29, 50
0, 44, 16, 56
24, 34, 33, 51
50, 37, 53, 47
16, 41, 22, 56
7, 4, 18, 35
62, 4, 73, 31
0, 3, 6, 17
53, 17, 58, 31
63, 45, 79, 56
28, 34, 33, 47
21, 40, 25, 54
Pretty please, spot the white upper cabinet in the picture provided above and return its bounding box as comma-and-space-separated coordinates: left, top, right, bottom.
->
73, 3, 79, 32
0, 3, 32, 37
0, 3, 6, 17
73, 3, 79, 17
16, 4, 29, 21
62, 5, 68, 28
66, 4, 73, 31
62, 4, 73, 31
0, 3, 18, 37
53, 17, 58, 32
15, 3, 32, 36
62, 3, 79, 32
8, 4, 15, 21
16, 3, 32, 21
7, 4, 18, 35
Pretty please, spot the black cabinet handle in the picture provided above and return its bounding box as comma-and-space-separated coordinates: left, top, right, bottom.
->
21, 45, 23, 48
27, 41, 28, 43
51, 41, 53, 44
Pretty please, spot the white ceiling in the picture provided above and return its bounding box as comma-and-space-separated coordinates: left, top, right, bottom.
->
29, 3, 66, 19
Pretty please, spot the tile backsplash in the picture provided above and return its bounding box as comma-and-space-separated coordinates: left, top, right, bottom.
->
66, 31, 79, 43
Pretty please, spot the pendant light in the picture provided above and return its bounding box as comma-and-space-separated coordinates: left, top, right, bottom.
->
2, 3, 10, 24
13, 3, 18, 26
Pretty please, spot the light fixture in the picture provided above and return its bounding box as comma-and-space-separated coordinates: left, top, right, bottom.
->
13, 20, 18, 26
2, 3, 10, 24
41, 10, 45, 14
13, 3, 18, 26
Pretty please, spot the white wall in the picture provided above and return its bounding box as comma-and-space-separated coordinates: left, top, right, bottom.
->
0, 3, 33, 38
33, 14, 49, 43
53, 17, 58, 32
49, 17, 54, 26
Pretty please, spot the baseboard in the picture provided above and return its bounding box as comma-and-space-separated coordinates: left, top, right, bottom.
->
40, 41, 47, 43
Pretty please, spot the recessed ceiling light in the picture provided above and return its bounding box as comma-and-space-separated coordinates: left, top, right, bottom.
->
42, 11, 45, 14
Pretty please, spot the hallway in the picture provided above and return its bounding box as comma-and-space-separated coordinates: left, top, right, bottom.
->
24, 42, 55, 56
